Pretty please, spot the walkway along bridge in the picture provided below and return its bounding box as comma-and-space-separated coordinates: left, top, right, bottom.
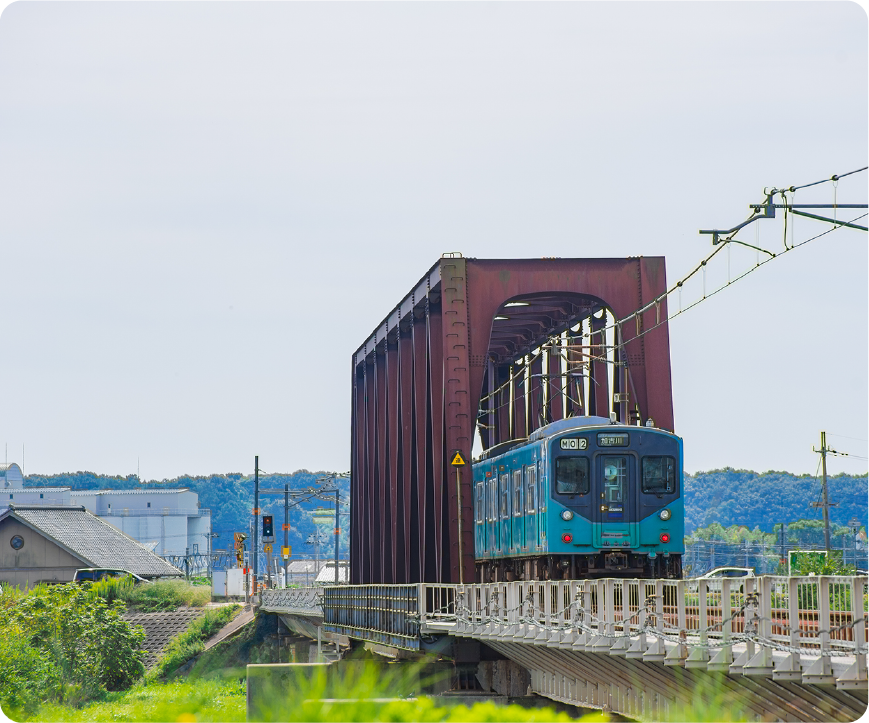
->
259, 574, 868, 721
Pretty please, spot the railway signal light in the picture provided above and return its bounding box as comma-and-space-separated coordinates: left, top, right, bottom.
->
263, 515, 274, 538
234, 532, 247, 566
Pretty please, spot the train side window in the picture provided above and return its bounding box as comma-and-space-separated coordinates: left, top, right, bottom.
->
475, 483, 484, 522
500, 474, 510, 518
555, 457, 589, 495
525, 466, 536, 513
512, 470, 522, 516
642, 456, 676, 494
488, 479, 497, 521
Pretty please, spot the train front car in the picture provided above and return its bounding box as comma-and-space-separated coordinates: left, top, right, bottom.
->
473, 416, 684, 581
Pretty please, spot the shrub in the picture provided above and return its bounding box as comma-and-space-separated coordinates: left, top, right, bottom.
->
0, 583, 146, 717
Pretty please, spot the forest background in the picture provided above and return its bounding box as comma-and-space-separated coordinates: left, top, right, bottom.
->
20, 468, 867, 564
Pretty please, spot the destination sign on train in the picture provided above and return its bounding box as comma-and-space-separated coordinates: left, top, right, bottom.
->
597, 433, 629, 447
560, 438, 588, 450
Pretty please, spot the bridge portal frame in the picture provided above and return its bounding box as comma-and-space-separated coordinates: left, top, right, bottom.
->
351, 255, 674, 585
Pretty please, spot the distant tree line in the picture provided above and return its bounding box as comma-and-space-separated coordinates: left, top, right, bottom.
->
684, 519, 867, 576
23, 467, 867, 568
685, 468, 867, 535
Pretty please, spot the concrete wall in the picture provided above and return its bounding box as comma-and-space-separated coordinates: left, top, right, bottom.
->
72, 489, 199, 515
0, 517, 87, 587
102, 513, 189, 556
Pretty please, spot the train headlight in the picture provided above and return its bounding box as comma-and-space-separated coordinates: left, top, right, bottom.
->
659, 509, 671, 521
560, 509, 574, 521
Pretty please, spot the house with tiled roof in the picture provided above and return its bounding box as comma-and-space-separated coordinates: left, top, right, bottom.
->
0, 504, 182, 588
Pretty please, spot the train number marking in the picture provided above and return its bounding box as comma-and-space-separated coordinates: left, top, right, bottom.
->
560, 438, 588, 450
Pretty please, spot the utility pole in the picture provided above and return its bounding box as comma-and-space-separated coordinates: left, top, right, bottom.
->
253, 455, 260, 596
284, 483, 289, 587
334, 489, 340, 584
812, 431, 838, 555
780, 523, 787, 569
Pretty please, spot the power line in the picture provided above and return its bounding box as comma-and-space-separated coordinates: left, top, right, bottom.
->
773, 166, 868, 193
827, 432, 869, 444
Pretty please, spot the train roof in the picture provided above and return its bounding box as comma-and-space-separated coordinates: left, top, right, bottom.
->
476, 416, 679, 463
527, 416, 613, 442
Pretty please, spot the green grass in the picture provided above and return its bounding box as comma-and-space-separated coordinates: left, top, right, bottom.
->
149, 605, 241, 680
121, 579, 213, 612
35, 678, 247, 722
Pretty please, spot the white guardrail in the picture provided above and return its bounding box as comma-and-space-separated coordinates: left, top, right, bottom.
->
261, 575, 867, 687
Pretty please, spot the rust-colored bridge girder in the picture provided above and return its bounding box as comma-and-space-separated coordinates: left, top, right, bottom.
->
351, 255, 674, 585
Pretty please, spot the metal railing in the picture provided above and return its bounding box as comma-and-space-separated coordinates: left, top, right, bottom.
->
260, 587, 323, 615
323, 584, 422, 649
259, 575, 868, 684
439, 576, 867, 686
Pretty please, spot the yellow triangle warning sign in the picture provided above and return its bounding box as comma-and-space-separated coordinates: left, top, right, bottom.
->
451, 451, 467, 466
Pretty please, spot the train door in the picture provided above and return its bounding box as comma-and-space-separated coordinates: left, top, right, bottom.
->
593, 455, 638, 548
512, 468, 524, 550
499, 473, 511, 552
524, 464, 537, 552
493, 475, 502, 554
487, 477, 497, 554
475, 479, 485, 556
536, 460, 546, 550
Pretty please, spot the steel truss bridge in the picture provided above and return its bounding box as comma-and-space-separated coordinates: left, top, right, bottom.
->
261, 574, 868, 721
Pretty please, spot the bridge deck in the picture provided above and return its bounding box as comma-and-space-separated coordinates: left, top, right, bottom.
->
260, 575, 868, 720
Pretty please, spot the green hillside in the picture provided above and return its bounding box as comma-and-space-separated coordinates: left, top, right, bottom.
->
685, 468, 867, 534
22, 467, 867, 555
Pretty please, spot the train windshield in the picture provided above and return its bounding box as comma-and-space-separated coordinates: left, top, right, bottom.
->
602, 457, 626, 503
555, 457, 589, 495
642, 456, 676, 494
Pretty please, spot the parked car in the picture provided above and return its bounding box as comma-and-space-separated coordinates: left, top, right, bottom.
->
698, 566, 755, 579
74, 568, 149, 584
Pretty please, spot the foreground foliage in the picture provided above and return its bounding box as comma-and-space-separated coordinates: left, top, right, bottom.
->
26, 669, 756, 723
0, 583, 145, 718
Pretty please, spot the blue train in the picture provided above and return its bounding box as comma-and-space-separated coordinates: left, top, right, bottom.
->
473, 416, 683, 580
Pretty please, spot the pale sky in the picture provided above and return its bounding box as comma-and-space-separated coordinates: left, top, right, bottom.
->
0, 1, 866, 480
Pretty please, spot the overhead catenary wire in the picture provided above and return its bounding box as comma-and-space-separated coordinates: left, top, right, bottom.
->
769, 165, 868, 194
475, 168, 866, 421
